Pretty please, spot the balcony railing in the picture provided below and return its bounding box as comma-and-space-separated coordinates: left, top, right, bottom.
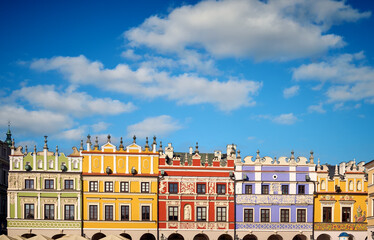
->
236, 194, 313, 204
314, 222, 367, 231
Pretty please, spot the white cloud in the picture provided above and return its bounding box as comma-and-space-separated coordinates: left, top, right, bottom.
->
308, 102, 326, 114
92, 122, 109, 132
9, 85, 135, 117
125, 0, 369, 61
127, 115, 182, 138
283, 85, 300, 98
0, 105, 73, 135
293, 52, 374, 104
273, 113, 298, 125
121, 49, 142, 61
30, 55, 261, 111
58, 127, 86, 141
17, 140, 37, 149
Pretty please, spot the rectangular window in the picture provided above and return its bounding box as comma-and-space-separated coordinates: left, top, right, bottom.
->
65, 180, 74, 189
261, 209, 270, 222
89, 181, 98, 192
217, 184, 226, 194
89, 205, 98, 220
298, 185, 305, 194
64, 205, 74, 220
244, 209, 253, 222
45, 179, 54, 189
120, 182, 129, 193
197, 184, 206, 194
323, 207, 332, 223
217, 207, 226, 222
245, 185, 252, 194
142, 206, 150, 221
168, 206, 178, 221
169, 183, 178, 194
121, 206, 129, 221
105, 205, 113, 221
105, 182, 113, 192
197, 207, 207, 221
262, 185, 269, 194
24, 204, 34, 219
44, 204, 54, 220
297, 209, 306, 222
280, 209, 289, 222
25, 179, 34, 189
141, 182, 150, 193
342, 207, 351, 222
281, 185, 289, 195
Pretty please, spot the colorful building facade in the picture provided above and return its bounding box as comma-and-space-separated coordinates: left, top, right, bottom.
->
0, 128, 11, 234
365, 159, 374, 240
314, 160, 367, 240
235, 150, 316, 240
7, 137, 83, 237
81, 135, 159, 240
158, 143, 236, 240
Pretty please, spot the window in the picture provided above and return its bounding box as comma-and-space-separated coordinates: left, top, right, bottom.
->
89, 181, 98, 192
261, 209, 270, 222
281, 185, 289, 195
141, 182, 149, 193
44, 204, 54, 220
64, 205, 74, 220
25, 179, 34, 189
169, 183, 178, 194
217, 207, 226, 222
197, 184, 206, 194
321, 180, 326, 190
169, 206, 178, 221
342, 207, 351, 222
121, 206, 129, 221
280, 209, 289, 222
197, 207, 207, 221
89, 205, 98, 220
349, 181, 354, 191
105, 205, 113, 221
298, 185, 305, 194
217, 184, 226, 195
245, 185, 252, 194
297, 209, 306, 222
73, 160, 79, 169
142, 206, 150, 221
38, 160, 42, 169
105, 182, 113, 192
45, 179, 54, 189
65, 180, 74, 189
262, 185, 269, 194
357, 181, 362, 191
120, 182, 129, 192
244, 209, 253, 222
49, 160, 54, 169
323, 207, 332, 222
24, 204, 34, 219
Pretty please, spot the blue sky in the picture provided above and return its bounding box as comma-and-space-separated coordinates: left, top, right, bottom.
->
1, 0, 374, 165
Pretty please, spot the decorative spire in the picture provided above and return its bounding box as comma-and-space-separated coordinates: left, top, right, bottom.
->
153, 136, 157, 145
237, 150, 241, 158
119, 137, 124, 150
195, 142, 199, 154
159, 141, 163, 153
10, 138, 15, 150
5, 121, 12, 147
256, 150, 260, 160
309, 150, 314, 164
133, 135, 136, 143
353, 158, 356, 166
94, 137, 99, 150
145, 137, 149, 149
80, 140, 84, 151
231, 144, 236, 155
107, 134, 111, 143
86, 134, 91, 144
34, 145, 37, 153
335, 164, 339, 176
290, 150, 295, 161
43, 136, 48, 150
25, 145, 28, 154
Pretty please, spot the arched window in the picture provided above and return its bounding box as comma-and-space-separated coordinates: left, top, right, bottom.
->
357, 181, 361, 191
73, 160, 79, 169
321, 180, 326, 190
38, 160, 43, 169
349, 181, 354, 191
49, 160, 54, 169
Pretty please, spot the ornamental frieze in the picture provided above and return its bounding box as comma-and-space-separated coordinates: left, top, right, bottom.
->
314, 222, 367, 231
237, 222, 312, 230
7, 220, 80, 229
237, 195, 313, 205
180, 181, 195, 194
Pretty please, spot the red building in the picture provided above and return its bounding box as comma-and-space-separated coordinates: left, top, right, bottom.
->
158, 143, 238, 240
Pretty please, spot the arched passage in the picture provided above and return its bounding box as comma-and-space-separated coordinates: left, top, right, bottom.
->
140, 233, 156, 240
52, 234, 66, 239
169, 233, 184, 240
193, 234, 209, 240
218, 234, 233, 240
267, 235, 283, 240
292, 235, 307, 240
120, 233, 132, 240
317, 234, 331, 240
243, 235, 257, 240
21, 233, 37, 239
92, 232, 106, 240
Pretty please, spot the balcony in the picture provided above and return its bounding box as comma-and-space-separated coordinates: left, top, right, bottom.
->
236, 194, 313, 205
314, 222, 367, 231
237, 222, 312, 230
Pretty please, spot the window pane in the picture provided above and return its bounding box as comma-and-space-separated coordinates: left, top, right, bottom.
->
89, 205, 98, 220
142, 206, 150, 221
121, 206, 129, 221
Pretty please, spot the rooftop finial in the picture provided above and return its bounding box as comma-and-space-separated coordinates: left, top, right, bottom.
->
11, 138, 15, 150
5, 121, 12, 147
119, 137, 124, 150
25, 145, 28, 154
43, 136, 48, 150
317, 158, 320, 166
231, 144, 236, 155
145, 137, 149, 149
86, 134, 91, 144
195, 142, 199, 153
353, 158, 356, 165
133, 135, 136, 143
107, 134, 111, 143
290, 150, 295, 161
256, 149, 260, 160
335, 164, 339, 176
237, 150, 241, 158
153, 136, 157, 145
80, 140, 84, 151
34, 145, 37, 153
56, 145, 59, 153
309, 150, 314, 164
159, 141, 163, 153
94, 136, 99, 150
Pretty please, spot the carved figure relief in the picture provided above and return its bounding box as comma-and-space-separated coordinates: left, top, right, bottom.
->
229, 182, 234, 194
184, 204, 191, 220
355, 206, 366, 222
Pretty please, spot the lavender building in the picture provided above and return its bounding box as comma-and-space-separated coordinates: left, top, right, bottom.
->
235, 150, 316, 240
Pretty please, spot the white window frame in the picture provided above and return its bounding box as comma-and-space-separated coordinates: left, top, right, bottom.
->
140, 204, 152, 221
279, 208, 290, 223
243, 207, 254, 222
103, 203, 115, 221
296, 208, 307, 223
120, 181, 130, 193
88, 204, 99, 221
260, 208, 271, 222
120, 204, 131, 221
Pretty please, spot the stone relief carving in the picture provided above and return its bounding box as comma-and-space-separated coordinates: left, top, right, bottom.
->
184, 204, 191, 220
208, 182, 215, 194
159, 181, 166, 193
180, 181, 194, 194
229, 182, 234, 194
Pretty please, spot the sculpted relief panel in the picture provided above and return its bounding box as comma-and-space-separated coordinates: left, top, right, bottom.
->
237, 195, 313, 204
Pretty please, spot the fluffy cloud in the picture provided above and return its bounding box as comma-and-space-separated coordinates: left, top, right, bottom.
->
255, 113, 298, 125
308, 102, 326, 114
127, 115, 182, 138
9, 85, 135, 117
293, 52, 374, 103
283, 85, 300, 98
125, 0, 369, 61
30, 55, 261, 111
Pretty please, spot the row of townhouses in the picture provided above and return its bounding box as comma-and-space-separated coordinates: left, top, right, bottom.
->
1, 131, 371, 240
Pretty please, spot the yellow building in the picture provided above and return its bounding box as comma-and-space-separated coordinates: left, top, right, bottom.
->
314, 160, 367, 240
365, 159, 374, 239
81, 135, 159, 240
